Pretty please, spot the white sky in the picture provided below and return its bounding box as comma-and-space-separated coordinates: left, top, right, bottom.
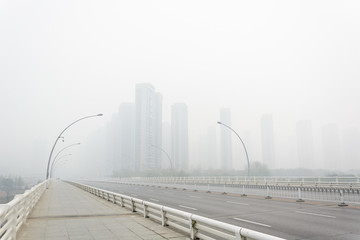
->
1, 0, 359, 176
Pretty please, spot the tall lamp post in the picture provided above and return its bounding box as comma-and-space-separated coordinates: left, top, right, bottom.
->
217, 121, 250, 177
150, 144, 173, 169
49, 143, 80, 178
50, 154, 72, 178
52, 159, 71, 178
46, 113, 103, 181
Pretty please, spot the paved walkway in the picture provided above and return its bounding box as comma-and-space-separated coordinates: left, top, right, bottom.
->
17, 180, 188, 240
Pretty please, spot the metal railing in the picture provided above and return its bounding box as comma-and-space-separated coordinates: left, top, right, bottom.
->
114, 176, 360, 188
67, 180, 285, 240
0, 180, 47, 240
103, 176, 360, 205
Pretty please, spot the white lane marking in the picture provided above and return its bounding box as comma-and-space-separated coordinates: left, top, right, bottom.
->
234, 218, 271, 228
179, 205, 197, 211
189, 196, 202, 199
295, 211, 336, 219
149, 198, 159, 202
130, 194, 138, 197
227, 201, 249, 206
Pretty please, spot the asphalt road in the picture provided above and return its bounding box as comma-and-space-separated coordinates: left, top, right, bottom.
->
81, 180, 360, 240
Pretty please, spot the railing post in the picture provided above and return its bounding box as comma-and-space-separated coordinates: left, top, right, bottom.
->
338, 189, 348, 207
241, 185, 247, 197
143, 202, 148, 218
222, 185, 227, 195
131, 198, 136, 212
188, 215, 198, 240
206, 184, 211, 193
161, 207, 168, 226
265, 186, 272, 199
9, 203, 18, 239
296, 188, 304, 202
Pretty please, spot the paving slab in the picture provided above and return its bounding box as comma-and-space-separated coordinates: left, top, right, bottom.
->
17, 180, 189, 240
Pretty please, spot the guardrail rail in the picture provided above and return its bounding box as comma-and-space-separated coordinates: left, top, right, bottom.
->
0, 180, 47, 240
67, 180, 285, 240
104, 176, 360, 205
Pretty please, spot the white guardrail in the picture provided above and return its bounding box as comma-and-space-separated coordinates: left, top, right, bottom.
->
118, 176, 360, 188
0, 180, 47, 240
67, 180, 285, 240
105, 176, 360, 205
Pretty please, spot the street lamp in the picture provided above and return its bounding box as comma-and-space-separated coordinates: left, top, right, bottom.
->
150, 144, 173, 169
50, 143, 80, 178
46, 113, 103, 181
50, 154, 72, 177
52, 159, 70, 178
217, 121, 250, 177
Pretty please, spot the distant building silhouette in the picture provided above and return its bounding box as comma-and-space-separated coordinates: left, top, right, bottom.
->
322, 124, 340, 170
135, 83, 162, 171
219, 108, 232, 170
261, 114, 275, 169
171, 103, 188, 170
296, 120, 314, 169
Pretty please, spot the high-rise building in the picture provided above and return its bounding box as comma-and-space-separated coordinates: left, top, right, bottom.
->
261, 114, 275, 169
296, 120, 314, 169
220, 108, 232, 170
171, 103, 188, 170
135, 83, 162, 171
322, 124, 340, 170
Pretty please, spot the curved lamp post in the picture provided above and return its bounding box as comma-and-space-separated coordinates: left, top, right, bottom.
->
150, 144, 173, 169
50, 154, 72, 177
52, 159, 70, 178
46, 113, 103, 180
217, 121, 250, 177
49, 143, 80, 178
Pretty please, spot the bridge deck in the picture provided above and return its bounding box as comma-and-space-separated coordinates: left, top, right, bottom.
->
17, 180, 187, 240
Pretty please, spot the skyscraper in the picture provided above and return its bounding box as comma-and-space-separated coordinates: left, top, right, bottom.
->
135, 83, 162, 171
171, 103, 188, 170
261, 114, 275, 169
220, 108, 232, 170
296, 120, 314, 169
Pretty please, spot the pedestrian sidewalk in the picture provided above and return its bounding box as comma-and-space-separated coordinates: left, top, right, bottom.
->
17, 180, 188, 240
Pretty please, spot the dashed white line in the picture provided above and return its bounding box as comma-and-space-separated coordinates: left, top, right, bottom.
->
179, 205, 197, 211
295, 211, 336, 218
234, 218, 271, 228
227, 201, 249, 206
149, 198, 159, 202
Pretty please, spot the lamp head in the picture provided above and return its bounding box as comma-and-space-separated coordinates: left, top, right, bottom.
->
97, 113, 103, 116
217, 121, 222, 124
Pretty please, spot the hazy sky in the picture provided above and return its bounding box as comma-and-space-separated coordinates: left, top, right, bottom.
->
1, 1, 359, 177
